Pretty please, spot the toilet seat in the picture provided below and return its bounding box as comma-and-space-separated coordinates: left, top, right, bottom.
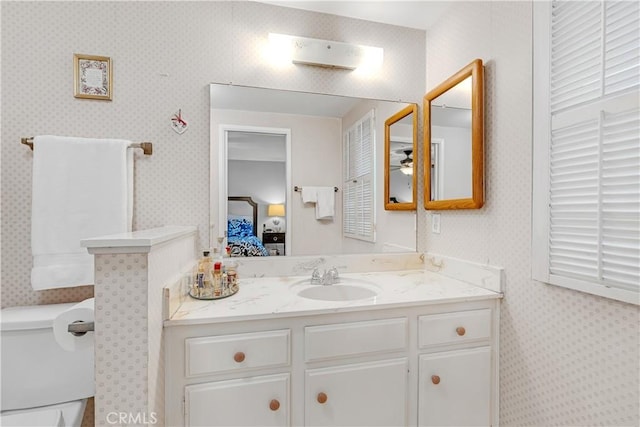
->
0, 409, 64, 427
0, 399, 86, 427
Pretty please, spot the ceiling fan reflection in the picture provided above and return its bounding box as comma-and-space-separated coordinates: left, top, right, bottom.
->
390, 149, 413, 175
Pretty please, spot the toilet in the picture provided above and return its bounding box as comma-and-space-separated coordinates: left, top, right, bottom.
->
0, 303, 94, 427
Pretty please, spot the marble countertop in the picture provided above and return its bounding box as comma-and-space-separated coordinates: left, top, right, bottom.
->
166, 269, 502, 326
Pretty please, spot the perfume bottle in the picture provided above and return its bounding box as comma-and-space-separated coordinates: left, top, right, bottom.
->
194, 251, 214, 297
213, 262, 222, 297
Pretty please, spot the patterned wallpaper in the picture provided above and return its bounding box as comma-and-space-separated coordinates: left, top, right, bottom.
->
423, 2, 639, 425
0, 1, 425, 309
91, 231, 197, 427
4, 2, 636, 426
93, 253, 148, 425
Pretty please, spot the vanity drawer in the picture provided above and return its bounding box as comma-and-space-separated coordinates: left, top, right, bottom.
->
305, 318, 407, 362
186, 329, 290, 377
418, 309, 491, 348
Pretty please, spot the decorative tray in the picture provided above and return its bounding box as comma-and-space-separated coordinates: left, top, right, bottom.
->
189, 285, 238, 300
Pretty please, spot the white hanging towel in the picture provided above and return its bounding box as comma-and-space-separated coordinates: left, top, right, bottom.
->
31, 135, 133, 290
300, 186, 335, 220
301, 187, 318, 204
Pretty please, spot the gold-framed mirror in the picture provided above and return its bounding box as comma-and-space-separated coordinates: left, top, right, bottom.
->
384, 104, 418, 210
424, 58, 484, 210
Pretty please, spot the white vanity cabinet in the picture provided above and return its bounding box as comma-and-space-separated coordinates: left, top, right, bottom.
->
180, 329, 291, 426
185, 373, 290, 426
305, 358, 408, 426
418, 347, 491, 426
165, 299, 499, 426
303, 318, 409, 426
417, 309, 493, 426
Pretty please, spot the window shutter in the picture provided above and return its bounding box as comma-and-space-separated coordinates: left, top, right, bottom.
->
343, 176, 356, 236
534, 0, 639, 304
549, 117, 600, 281
343, 110, 376, 242
600, 109, 640, 290
550, 1, 602, 112
604, 2, 640, 96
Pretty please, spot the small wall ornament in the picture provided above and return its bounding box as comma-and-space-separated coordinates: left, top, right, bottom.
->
171, 109, 188, 134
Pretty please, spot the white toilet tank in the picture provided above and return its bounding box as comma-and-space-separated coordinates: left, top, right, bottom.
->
0, 303, 95, 411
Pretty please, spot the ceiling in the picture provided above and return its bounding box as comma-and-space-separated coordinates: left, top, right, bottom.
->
210, 84, 361, 118
227, 131, 287, 162
212, 84, 414, 165
259, 1, 452, 30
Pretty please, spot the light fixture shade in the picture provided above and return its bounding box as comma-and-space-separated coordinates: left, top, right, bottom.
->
269, 33, 383, 71
400, 165, 413, 175
268, 204, 285, 217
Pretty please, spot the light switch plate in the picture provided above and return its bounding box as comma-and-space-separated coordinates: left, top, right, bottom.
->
431, 213, 441, 234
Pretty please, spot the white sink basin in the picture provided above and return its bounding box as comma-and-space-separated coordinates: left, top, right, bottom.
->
292, 278, 379, 301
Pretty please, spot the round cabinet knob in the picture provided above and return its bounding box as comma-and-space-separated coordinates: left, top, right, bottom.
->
273, 236, 279, 241
269, 399, 280, 411
233, 352, 245, 363
456, 326, 466, 336
431, 375, 441, 385
317, 392, 328, 404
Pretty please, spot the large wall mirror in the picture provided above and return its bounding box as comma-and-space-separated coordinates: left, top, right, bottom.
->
424, 58, 484, 210
384, 104, 417, 210
210, 84, 417, 257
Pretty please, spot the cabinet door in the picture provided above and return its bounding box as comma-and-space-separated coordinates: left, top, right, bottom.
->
185, 373, 289, 426
418, 347, 491, 427
305, 358, 408, 426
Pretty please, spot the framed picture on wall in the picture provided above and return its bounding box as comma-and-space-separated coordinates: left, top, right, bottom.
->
73, 53, 112, 100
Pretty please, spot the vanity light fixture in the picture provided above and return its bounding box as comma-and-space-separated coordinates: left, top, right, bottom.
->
268, 33, 383, 71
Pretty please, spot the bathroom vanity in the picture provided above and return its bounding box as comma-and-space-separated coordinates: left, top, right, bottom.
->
165, 268, 502, 426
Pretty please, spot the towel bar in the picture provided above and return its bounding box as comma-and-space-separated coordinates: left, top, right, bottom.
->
294, 186, 338, 192
21, 137, 153, 155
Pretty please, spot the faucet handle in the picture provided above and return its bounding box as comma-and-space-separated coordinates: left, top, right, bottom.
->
311, 268, 322, 285
327, 267, 340, 283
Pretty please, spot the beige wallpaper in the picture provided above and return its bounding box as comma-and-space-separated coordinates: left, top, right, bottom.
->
0, 1, 426, 308
423, 2, 639, 425
5, 2, 635, 426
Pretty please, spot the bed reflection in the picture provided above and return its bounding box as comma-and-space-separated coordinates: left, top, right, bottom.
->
227, 196, 269, 256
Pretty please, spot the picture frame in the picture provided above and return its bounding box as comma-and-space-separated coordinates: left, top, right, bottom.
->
73, 53, 112, 100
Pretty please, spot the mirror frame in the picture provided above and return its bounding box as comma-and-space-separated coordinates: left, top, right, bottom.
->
423, 58, 484, 210
384, 104, 418, 211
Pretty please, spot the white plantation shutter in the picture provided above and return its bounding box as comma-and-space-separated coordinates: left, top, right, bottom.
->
343, 182, 357, 236
343, 110, 375, 242
549, 1, 602, 111
600, 109, 640, 289
605, 2, 640, 95
533, 0, 640, 304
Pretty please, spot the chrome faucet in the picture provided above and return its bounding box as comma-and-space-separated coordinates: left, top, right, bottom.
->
325, 267, 340, 285
310, 268, 323, 285
310, 267, 340, 285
